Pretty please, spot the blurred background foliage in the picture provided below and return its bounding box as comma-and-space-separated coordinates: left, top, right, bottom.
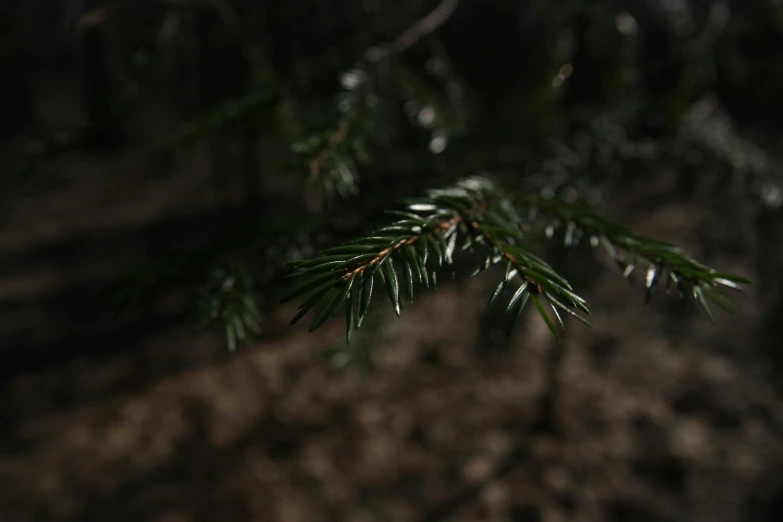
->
3, 0, 783, 412
9, 0, 773, 357
1, 0, 783, 520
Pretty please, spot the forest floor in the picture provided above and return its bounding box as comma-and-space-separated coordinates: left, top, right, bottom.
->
1, 150, 782, 522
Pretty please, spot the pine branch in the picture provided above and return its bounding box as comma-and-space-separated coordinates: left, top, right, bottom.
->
196, 266, 264, 352
111, 217, 319, 351
113, 255, 266, 351
467, 204, 592, 339
295, 0, 463, 202
282, 176, 750, 345
527, 195, 751, 321
293, 87, 365, 201
281, 177, 589, 343
294, 58, 464, 201
291, 60, 399, 203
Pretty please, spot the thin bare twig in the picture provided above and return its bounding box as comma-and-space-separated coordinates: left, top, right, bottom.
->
372, 0, 461, 60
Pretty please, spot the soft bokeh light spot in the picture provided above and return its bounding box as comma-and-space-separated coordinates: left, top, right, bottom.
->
417, 106, 436, 127
339, 69, 364, 90
761, 184, 783, 209
615, 12, 638, 35
429, 131, 447, 154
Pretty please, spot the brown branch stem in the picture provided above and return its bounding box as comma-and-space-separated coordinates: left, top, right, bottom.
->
341, 214, 462, 282
309, 121, 351, 177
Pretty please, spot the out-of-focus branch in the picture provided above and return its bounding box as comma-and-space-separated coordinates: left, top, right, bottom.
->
645, 1, 730, 75
371, 0, 460, 60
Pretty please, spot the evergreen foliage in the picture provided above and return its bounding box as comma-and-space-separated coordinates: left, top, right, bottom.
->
282, 176, 748, 344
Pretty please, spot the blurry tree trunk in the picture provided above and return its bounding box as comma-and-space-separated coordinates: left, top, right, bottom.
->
0, 0, 34, 143
757, 205, 783, 392
531, 340, 566, 436
196, 3, 263, 215
196, 8, 235, 211
81, 0, 123, 151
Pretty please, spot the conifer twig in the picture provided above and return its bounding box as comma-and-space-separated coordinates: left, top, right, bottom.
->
527, 195, 751, 320
281, 177, 589, 342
